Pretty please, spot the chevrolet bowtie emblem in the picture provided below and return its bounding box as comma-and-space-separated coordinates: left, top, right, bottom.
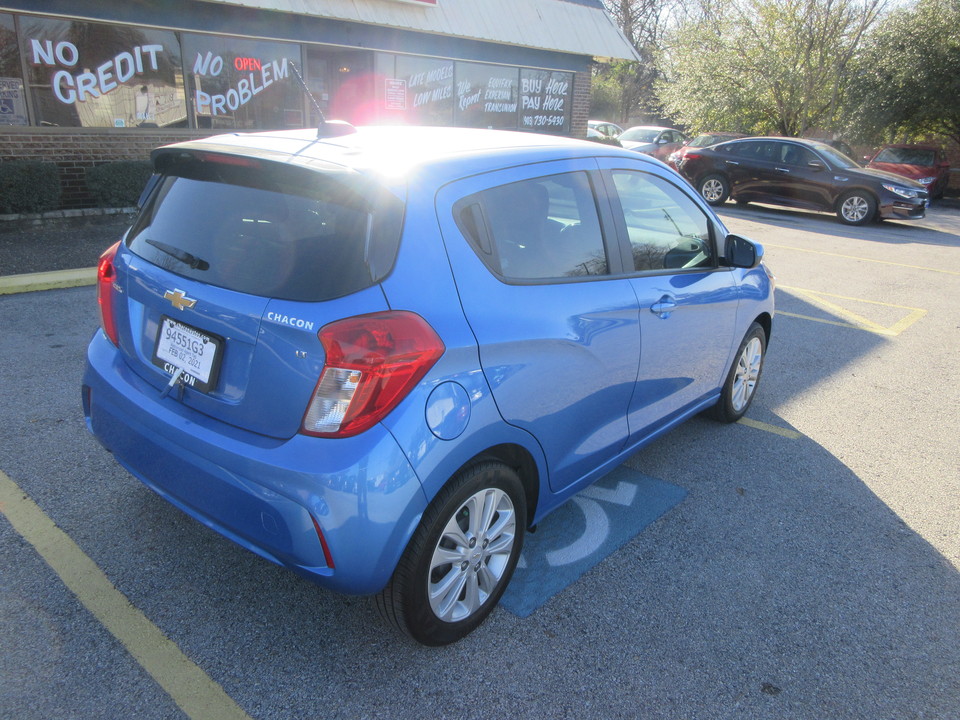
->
163, 289, 197, 311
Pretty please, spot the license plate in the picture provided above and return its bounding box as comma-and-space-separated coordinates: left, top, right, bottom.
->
152, 316, 223, 393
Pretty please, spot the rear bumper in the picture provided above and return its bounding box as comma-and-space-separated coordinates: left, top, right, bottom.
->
83, 330, 427, 595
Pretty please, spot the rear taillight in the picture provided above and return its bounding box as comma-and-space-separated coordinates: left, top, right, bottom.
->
301, 311, 445, 438
97, 241, 120, 346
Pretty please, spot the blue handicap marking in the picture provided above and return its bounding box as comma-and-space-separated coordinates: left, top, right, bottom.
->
499, 466, 687, 618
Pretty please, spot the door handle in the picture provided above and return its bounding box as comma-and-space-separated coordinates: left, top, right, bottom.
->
725, 160, 740, 166
775, 167, 791, 173
650, 296, 677, 318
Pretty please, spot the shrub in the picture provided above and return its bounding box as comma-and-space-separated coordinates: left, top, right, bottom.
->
85, 160, 154, 208
0, 161, 61, 214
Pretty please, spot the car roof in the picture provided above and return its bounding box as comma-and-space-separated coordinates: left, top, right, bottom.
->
152, 125, 650, 186
876, 143, 939, 150
721, 136, 832, 149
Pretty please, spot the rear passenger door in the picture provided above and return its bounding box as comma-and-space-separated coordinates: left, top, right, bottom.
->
436, 159, 641, 494
596, 158, 740, 441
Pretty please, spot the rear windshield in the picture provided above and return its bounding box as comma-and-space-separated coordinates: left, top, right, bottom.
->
127, 153, 404, 302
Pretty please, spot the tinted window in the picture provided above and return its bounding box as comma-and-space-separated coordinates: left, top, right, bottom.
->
727, 140, 768, 159
458, 172, 608, 280
610, 171, 714, 273
779, 144, 818, 166
127, 154, 403, 301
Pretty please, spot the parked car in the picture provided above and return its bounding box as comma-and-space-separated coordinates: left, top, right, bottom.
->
618, 125, 688, 161
866, 144, 951, 199
667, 131, 747, 169
83, 125, 774, 645
587, 120, 624, 139
586, 126, 622, 147
676, 136, 928, 225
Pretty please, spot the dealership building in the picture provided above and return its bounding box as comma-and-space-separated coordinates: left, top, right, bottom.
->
0, 0, 636, 207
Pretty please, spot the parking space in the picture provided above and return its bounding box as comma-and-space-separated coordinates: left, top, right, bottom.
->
1, 203, 958, 719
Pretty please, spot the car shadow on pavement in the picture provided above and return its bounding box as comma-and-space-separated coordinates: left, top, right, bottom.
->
715, 202, 960, 248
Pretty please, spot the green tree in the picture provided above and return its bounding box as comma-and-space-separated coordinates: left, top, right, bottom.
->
595, 0, 681, 122
657, 0, 886, 136
844, 0, 960, 146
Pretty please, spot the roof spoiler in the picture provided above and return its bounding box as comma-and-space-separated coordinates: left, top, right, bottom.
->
289, 61, 357, 139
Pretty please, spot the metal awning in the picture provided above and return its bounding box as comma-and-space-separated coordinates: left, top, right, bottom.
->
196, 0, 639, 61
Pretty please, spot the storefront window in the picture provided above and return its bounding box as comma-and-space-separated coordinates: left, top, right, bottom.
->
519, 68, 572, 134
1, 14, 26, 125
304, 46, 374, 126
181, 34, 303, 130
382, 54, 454, 126
19, 16, 185, 128
454, 62, 518, 130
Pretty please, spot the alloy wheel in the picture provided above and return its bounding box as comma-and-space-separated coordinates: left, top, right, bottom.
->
427, 487, 517, 622
731, 336, 763, 413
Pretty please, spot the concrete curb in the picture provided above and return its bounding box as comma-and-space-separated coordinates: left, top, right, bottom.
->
0, 207, 137, 223
0, 268, 97, 295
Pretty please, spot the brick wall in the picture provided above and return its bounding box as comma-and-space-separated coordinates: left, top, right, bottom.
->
571, 68, 591, 139
0, 128, 216, 210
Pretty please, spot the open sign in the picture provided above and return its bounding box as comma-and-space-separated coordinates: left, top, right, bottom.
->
234, 57, 263, 72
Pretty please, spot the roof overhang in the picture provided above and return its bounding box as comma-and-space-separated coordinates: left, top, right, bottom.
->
196, 0, 640, 61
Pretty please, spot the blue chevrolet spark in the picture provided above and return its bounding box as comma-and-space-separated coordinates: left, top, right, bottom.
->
83, 125, 774, 645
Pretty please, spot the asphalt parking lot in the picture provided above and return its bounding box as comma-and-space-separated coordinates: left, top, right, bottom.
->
1, 202, 958, 720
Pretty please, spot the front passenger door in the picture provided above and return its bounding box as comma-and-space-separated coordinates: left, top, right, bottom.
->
597, 160, 741, 442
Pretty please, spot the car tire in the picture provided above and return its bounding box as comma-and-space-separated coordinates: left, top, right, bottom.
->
708, 322, 766, 423
836, 191, 877, 225
375, 461, 526, 646
698, 174, 730, 205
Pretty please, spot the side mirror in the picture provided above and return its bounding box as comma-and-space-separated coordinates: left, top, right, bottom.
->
724, 234, 762, 269
808, 161, 825, 172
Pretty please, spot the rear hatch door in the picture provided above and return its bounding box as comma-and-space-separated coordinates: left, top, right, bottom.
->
113, 148, 403, 439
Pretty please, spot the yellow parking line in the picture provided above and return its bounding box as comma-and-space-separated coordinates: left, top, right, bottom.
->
0, 471, 252, 720
763, 242, 960, 276
779, 285, 927, 337
0, 268, 97, 295
738, 417, 803, 439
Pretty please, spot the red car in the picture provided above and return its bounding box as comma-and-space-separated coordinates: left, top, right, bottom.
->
866, 145, 951, 199
667, 132, 746, 170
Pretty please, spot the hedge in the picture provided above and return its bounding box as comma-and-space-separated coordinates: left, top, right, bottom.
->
85, 160, 154, 208
0, 161, 61, 214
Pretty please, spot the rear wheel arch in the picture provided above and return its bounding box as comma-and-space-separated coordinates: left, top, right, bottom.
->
456, 444, 540, 528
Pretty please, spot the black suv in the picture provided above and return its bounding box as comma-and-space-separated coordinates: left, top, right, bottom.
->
676, 137, 928, 225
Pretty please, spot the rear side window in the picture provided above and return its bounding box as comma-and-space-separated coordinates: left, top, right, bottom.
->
457, 171, 609, 281
127, 154, 403, 302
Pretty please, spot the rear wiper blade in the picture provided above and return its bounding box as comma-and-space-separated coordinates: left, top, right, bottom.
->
145, 238, 210, 271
